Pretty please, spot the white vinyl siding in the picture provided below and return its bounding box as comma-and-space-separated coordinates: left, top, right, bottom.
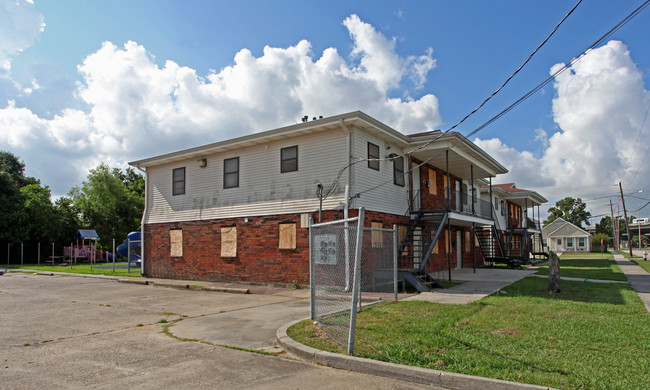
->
145, 129, 347, 224
351, 130, 408, 216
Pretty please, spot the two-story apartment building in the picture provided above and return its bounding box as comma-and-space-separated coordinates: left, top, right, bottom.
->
479, 183, 547, 264
129, 111, 508, 289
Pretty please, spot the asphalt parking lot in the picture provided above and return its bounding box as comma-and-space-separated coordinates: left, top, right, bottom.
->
0, 272, 437, 389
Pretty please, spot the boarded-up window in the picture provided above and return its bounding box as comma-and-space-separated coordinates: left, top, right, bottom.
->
443, 175, 449, 198
428, 169, 436, 195
465, 231, 470, 252
371, 222, 383, 248
279, 223, 296, 249
170, 229, 183, 257
221, 226, 237, 257
398, 225, 408, 255
432, 229, 438, 254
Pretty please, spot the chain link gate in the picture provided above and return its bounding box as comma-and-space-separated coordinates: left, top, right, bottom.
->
309, 208, 398, 355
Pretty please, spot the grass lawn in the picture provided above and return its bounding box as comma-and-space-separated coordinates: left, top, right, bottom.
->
7, 263, 142, 278
534, 253, 627, 281
289, 277, 649, 389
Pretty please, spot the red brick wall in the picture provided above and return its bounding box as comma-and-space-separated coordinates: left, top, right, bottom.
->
142, 208, 485, 286
414, 162, 460, 211
423, 225, 483, 273
143, 210, 412, 286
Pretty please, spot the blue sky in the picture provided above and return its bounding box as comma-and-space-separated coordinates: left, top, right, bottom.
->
2, 0, 650, 222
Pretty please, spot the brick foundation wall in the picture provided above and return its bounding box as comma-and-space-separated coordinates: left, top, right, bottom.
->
143, 209, 484, 286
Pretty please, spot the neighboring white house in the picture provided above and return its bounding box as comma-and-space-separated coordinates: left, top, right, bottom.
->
542, 218, 592, 252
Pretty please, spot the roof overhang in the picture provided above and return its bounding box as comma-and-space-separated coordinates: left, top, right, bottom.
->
130, 111, 411, 169
406, 133, 508, 180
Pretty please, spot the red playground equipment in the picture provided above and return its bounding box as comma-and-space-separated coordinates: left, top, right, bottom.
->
63, 230, 111, 263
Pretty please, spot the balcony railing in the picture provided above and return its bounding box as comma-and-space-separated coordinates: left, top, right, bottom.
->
448, 190, 493, 220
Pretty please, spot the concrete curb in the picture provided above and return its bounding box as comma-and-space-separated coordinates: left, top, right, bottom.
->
277, 319, 553, 390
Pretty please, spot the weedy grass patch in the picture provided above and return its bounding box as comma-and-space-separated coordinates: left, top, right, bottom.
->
289, 277, 649, 389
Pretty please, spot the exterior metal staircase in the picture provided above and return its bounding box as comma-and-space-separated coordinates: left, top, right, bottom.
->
397, 211, 446, 291
473, 224, 523, 268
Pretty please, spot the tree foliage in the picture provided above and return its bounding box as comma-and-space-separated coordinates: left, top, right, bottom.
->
69, 163, 144, 247
1, 151, 143, 262
543, 197, 591, 227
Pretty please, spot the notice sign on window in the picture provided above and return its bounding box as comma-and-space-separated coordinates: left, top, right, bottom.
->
315, 234, 338, 265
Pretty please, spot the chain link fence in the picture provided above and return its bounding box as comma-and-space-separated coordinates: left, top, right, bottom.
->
310, 208, 398, 355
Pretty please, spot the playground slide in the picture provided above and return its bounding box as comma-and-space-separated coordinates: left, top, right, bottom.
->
117, 231, 141, 265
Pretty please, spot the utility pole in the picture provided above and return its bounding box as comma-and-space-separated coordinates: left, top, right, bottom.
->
619, 182, 633, 257
610, 199, 616, 250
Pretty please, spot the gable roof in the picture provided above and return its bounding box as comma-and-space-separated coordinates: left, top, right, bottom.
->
480, 182, 547, 206
75, 230, 99, 240
543, 217, 591, 237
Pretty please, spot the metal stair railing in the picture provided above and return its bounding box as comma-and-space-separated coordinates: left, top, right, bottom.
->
419, 211, 448, 271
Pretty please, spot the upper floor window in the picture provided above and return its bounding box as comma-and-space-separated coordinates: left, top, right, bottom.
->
494, 197, 499, 210
393, 156, 405, 186
368, 142, 380, 170
223, 157, 239, 189
500, 200, 506, 216
281, 146, 298, 173
172, 167, 185, 195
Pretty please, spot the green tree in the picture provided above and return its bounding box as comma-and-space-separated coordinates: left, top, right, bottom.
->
631, 235, 649, 248
53, 197, 81, 245
593, 232, 610, 247
70, 163, 144, 247
544, 197, 591, 227
20, 184, 59, 244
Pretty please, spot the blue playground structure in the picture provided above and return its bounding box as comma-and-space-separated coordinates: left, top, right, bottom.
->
117, 231, 141, 266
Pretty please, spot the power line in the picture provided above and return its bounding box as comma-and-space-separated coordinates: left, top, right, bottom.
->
465, 0, 650, 139
445, 0, 583, 134
328, 0, 650, 201
335, 1, 585, 199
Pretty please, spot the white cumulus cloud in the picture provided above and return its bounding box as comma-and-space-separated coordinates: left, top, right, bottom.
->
475, 40, 650, 214
0, 14, 441, 196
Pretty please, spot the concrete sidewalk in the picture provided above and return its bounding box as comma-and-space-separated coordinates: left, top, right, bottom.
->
610, 251, 650, 312
403, 267, 536, 304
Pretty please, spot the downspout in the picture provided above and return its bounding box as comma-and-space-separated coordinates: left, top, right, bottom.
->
340, 119, 352, 290
135, 164, 148, 275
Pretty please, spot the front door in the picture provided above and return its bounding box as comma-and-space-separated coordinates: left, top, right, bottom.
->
555, 238, 564, 251
456, 230, 462, 269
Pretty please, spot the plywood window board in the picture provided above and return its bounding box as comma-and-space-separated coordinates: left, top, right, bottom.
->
170, 229, 183, 257
221, 226, 237, 257
279, 223, 296, 249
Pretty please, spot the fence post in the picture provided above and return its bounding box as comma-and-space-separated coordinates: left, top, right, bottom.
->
347, 207, 365, 355
38, 242, 41, 266
21, 242, 23, 265
70, 243, 73, 268
393, 224, 398, 302
113, 238, 116, 273
309, 217, 314, 320
7, 243, 9, 266
127, 237, 131, 273
51, 242, 54, 267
